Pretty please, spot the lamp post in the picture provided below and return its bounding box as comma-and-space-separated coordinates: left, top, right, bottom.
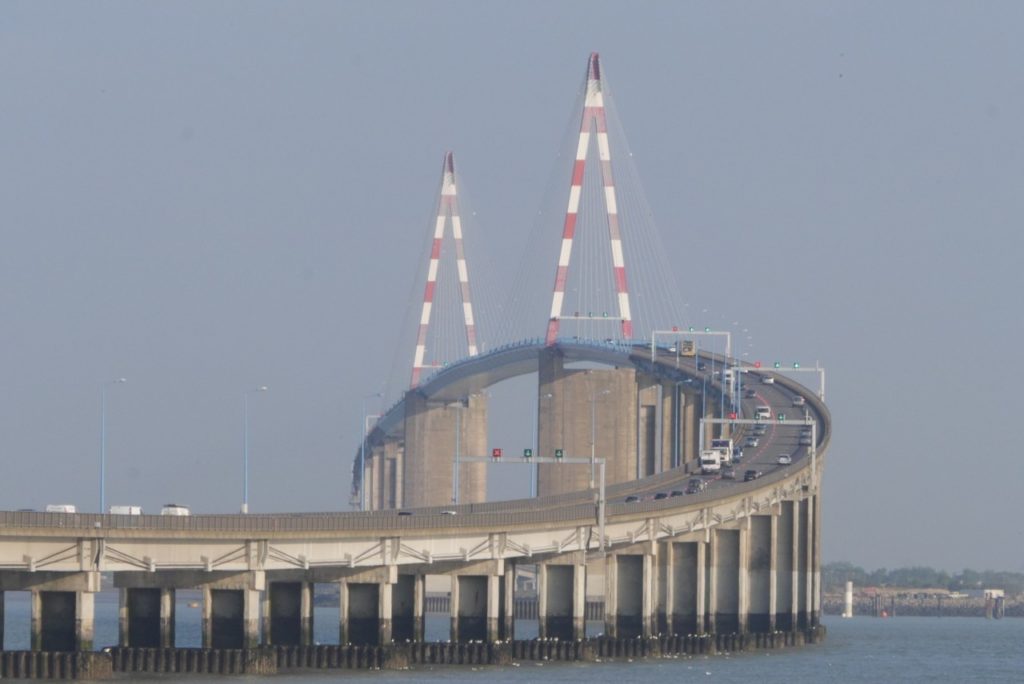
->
533, 392, 553, 497
241, 386, 268, 514
99, 377, 127, 513
590, 388, 611, 489
359, 392, 383, 511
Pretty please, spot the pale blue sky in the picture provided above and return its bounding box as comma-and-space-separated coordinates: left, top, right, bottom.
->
1, 1, 1022, 571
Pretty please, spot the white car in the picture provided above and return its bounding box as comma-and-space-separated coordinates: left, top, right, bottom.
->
777, 454, 792, 465
761, 376, 775, 385
792, 395, 806, 407
744, 436, 760, 448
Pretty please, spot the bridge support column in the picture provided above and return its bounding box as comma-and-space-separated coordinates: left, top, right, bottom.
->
813, 493, 822, 626
538, 558, 585, 640
502, 563, 515, 640
604, 553, 648, 638
696, 540, 707, 633
778, 500, 797, 631
391, 574, 420, 642
0, 590, 4, 650
262, 582, 313, 646
119, 587, 175, 648
749, 516, 772, 632
802, 496, 813, 629
414, 574, 426, 641
713, 528, 740, 634
450, 574, 490, 642
658, 540, 673, 634
738, 522, 750, 633
668, 541, 702, 635
31, 589, 94, 652
203, 587, 260, 649
797, 498, 809, 629
339, 581, 384, 646
705, 531, 717, 634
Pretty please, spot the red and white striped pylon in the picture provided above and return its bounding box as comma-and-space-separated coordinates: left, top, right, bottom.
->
545, 52, 633, 346
410, 152, 479, 388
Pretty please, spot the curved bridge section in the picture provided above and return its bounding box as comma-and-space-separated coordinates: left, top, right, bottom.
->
0, 339, 828, 653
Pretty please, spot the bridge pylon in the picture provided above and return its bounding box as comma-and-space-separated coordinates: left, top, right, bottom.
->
410, 151, 480, 388
545, 52, 634, 346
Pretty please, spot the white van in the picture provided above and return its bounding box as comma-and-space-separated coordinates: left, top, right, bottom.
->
109, 505, 143, 515
792, 395, 806, 407
755, 406, 772, 420
45, 504, 76, 513
160, 504, 191, 516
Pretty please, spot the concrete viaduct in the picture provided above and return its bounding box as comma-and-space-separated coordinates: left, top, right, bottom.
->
0, 340, 829, 654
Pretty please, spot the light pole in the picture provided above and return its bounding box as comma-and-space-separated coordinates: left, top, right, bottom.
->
241, 386, 268, 514
533, 392, 553, 497
99, 377, 127, 513
358, 391, 383, 511
590, 388, 611, 489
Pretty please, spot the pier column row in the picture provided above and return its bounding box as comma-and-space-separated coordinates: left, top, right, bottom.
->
118, 587, 175, 648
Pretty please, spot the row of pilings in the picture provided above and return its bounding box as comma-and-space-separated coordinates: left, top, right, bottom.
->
0, 627, 826, 679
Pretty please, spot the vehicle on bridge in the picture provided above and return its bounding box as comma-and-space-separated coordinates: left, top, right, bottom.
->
45, 504, 76, 513
160, 504, 190, 516
744, 469, 763, 481
699, 449, 723, 474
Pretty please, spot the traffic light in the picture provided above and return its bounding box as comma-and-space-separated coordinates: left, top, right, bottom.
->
688, 326, 695, 332
754, 361, 761, 368
778, 413, 786, 422
793, 362, 800, 369
492, 448, 502, 459
704, 326, 711, 332
554, 448, 564, 460
523, 448, 533, 459
729, 412, 737, 420
773, 361, 781, 368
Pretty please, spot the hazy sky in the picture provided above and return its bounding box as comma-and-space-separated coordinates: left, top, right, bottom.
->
2, 1, 1022, 572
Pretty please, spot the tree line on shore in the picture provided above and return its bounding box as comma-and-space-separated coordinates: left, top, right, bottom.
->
824, 562, 1024, 594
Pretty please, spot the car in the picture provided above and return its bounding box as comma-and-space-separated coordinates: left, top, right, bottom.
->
160, 504, 190, 516
45, 504, 76, 513
654, 492, 669, 500
685, 477, 707, 495
721, 467, 736, 480
441, 510, 458, 516
752, 423, 768, 435
745, 389, 757, 398
744, 436, 760, 448
624, 495, 641, 503
697, 362, 707, 371
799, 434, 813, 446
732, 447, 744, 462
761, 376, 775, 385
397, 511, 413, 516
792, 395, 806, 407
743, 469, 762, 482
669, 490, 684, 498
777, 454, 792, 465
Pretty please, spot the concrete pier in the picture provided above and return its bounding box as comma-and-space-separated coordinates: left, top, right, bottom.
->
118, 587, 174, 648
538, 555, 586, 640
403, 393, 487, 507
262, 582, 312, 646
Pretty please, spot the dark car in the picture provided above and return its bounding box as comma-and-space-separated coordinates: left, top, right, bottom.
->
653, 492, 669, 500
743, 469, 762, 482
685, 477, 707, 495
697, 362, 707, 371
624, 495, 641, 503
669, 490, 684, 497
745, 388, 757, 398
721, 467, 737, 480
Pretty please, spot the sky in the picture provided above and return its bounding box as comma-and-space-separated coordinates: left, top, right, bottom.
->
1, 1, 1022, 573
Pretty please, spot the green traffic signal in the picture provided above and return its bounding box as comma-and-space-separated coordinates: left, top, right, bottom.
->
773, 361, 781, 368
524, 448, 533, 459
793, 362, 800, 369
688, 326, 695, 332
554, 448, 564, 459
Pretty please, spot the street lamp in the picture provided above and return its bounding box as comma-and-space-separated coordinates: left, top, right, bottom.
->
241, 386, 268, 514
533, 392, 553, 497
99, 378, 127, 513
359, 391, 383, 511
590, 388, 611, 489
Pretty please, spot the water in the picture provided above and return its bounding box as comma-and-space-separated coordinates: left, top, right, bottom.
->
4, 592, 1023, 682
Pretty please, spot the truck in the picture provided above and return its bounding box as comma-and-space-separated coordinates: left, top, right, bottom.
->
710, 438, 734, 465
109, 505, 143, 515
699, 449, 723, 474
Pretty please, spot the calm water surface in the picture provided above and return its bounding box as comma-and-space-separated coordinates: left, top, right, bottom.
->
3, 593, 1022, 682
